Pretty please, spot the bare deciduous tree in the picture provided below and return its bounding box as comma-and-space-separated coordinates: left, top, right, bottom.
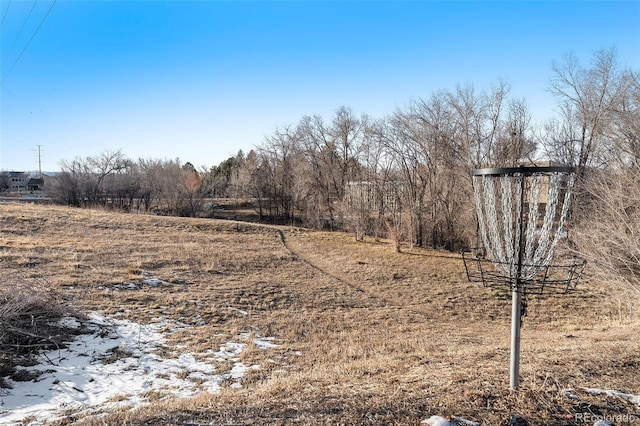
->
571, 164, 640, 315
569, 67, 640, 315
259, 126, 300, 223
54, 149, 131, 207
545, 47, 632, 170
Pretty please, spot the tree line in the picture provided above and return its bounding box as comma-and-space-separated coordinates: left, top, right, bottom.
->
50, 48, 638, 297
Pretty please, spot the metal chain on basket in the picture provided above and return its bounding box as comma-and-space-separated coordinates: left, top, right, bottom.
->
484, 176, 507, 268
523, 173, 542, 275
474, 171, 577, 287
530, 172, 560, 271
501, 174, 517, 277
541, 173, 576, 268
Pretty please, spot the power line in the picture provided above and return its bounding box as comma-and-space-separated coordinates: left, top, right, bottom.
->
0, 0, 12, 29
1, 0, 56, 85
3, 0, 39, 65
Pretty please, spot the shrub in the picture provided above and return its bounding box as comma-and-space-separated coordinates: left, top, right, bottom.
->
0, 279, 80, 384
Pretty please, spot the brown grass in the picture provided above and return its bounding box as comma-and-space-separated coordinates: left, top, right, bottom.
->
0, 202, 638, 425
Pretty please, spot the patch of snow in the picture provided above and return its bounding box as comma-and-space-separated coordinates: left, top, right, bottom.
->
562, 388, 581, 400
214, 342, 247, 358
99, 277, 168, 292
237, 332, 280, 350
422, 416, 456, 426
582, 387, 640, 407
0, 313, 280, 424
421, 416, 479, 426
57, 317, 82, 329
191, 313, 206, 326
227, 307, 248, 316
141, 278, 165, 287
254, 337, 279, 349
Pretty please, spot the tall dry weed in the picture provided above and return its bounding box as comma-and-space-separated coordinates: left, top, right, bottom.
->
0, 277, 79, 382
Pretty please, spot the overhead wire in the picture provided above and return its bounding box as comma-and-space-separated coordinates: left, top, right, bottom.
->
3, 0, 39, 65
0, 0, 12, 29
1, 0, 56, 85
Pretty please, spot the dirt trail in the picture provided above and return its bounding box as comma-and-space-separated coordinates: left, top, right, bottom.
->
276, 227, 441, 320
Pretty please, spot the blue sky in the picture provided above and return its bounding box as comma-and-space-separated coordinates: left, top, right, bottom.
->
1, 1, 639, 172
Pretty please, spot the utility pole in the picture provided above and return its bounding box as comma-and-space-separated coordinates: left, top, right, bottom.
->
36, 145, 42, 176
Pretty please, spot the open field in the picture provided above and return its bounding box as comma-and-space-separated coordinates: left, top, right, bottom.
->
0, 202, 639, 425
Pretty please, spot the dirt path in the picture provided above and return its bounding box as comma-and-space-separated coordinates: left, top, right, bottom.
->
277, 228, 419, 313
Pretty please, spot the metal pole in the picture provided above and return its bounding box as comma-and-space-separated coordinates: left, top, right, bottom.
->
510, 284, 521, 389
37, 145, 42, 176
510, 170, 527, 389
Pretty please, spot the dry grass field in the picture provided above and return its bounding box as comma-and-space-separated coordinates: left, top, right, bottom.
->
0, 202, 639, 425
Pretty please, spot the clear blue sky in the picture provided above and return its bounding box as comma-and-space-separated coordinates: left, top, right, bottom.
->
1, 1, 639, 172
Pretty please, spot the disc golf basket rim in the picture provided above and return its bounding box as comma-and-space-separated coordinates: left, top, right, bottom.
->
471, 165, 577, 176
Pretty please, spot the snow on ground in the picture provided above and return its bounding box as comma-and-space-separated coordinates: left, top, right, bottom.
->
581, 387, 640, 407
0, 312, 279, 425
1, 299, 636, 426
422, 389, 640, 426
421, 415, 479, 426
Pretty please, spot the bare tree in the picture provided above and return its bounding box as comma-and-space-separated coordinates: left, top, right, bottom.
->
297, 114, 337, 227
331, 106, 368, 197
55, 149, 131, 207
136, 158, 204, 216
348, 118, 401, 242
176, 162, 205, 217
571, 165, 640, 315
610, 71, 640, 165
294, 107, 369, 229
383, 107, 428, 248
448, 81, 520, 169
233, 150, 272, 219
545, 47, 632, 170
569, 68, 640, 315
260, 126, 300, 223
493, 98, 537, 164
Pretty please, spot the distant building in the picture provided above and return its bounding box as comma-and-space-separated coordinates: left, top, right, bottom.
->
28, 177, 45, 191
0, 171, 45, 192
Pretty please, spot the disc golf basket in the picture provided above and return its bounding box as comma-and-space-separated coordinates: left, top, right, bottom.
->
461, 166, 586, 389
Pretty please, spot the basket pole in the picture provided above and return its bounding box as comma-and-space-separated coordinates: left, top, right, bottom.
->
510, 170, 527, 389
510, 288, 522, 389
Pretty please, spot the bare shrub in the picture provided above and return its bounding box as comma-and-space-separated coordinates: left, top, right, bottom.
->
0, 278, 79, 383
571, 165, 640, 318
